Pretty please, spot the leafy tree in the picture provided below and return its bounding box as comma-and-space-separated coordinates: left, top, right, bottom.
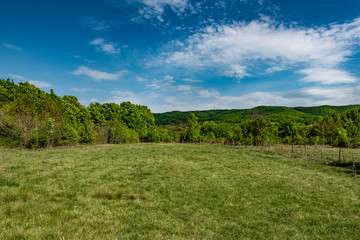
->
333, 127, 349, 148
187, 113, 201, 142
278, 119, 298, 144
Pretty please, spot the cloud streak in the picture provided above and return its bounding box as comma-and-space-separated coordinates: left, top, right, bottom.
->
8, 74, 51, 88
80, 17, 120, 32
71, 66, 127, 82
3, 43, 23, 51
8, 74, 25, 80
28, 80, 51, 88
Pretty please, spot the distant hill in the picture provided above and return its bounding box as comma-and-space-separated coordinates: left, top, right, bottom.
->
293, 105, 360, 116
154, 105, 360, 125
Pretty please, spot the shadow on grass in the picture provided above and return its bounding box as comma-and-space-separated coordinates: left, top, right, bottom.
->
328, 161, 360, 176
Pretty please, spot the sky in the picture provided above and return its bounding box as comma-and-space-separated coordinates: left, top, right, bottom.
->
1, 0, 360, 113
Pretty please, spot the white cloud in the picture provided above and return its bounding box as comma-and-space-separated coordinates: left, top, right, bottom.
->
298, 68, 358, 85
163, 17, 360, 83
89, 38, 120, 55
265, 65, 287, 73
176, 84, 193, 94
166, 20, 347, 66
146, 75, 176, 91
282, 86, 360, 106
223, 64, 251, 80
147, 83, 162, 90
219, 86, 360, 109
2, 43, 23, 51
198, 89, 220, 98
163, 75, 174, 82
71, 66, 127, 82
28, 80, 51, 88
136, 76, 149, 82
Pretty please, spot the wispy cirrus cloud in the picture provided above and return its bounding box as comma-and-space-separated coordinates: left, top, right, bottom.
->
80, 16, 120, 32
106, 0, 189, 24
89, 38, 120, 55
71, 66, 127, 82
108, 0, 188, 14
2, 43, 23, 51
139, 0, 188, 13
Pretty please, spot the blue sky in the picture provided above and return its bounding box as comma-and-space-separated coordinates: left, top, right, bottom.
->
1, 0, 360, 113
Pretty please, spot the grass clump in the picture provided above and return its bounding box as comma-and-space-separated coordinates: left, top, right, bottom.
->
92, 187, 123, 200
0, 177, 19, 187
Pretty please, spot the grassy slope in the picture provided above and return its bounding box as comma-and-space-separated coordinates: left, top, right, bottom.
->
0, 144, 359, 239
154, 105, 360, 125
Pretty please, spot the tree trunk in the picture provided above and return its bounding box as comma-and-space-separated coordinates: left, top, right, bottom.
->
321, 146, 323, 160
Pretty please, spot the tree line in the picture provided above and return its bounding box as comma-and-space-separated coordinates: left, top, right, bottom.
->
1, 78, 360, 149
0, 78, 156, 148
156, 111, 360, 148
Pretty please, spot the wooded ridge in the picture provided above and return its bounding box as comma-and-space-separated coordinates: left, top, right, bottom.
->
154, 105, 360, 125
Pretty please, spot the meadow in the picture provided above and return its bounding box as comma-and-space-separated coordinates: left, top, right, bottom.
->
0, 143, 359, 239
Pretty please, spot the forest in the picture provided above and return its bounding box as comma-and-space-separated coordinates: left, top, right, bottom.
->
1, 78, 360, 149
0, 78, 157, 148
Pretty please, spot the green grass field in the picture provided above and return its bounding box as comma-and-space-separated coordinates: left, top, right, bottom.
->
1, 144, 359, 239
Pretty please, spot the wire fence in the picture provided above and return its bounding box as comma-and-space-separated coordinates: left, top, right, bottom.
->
235, 144, 359, 177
